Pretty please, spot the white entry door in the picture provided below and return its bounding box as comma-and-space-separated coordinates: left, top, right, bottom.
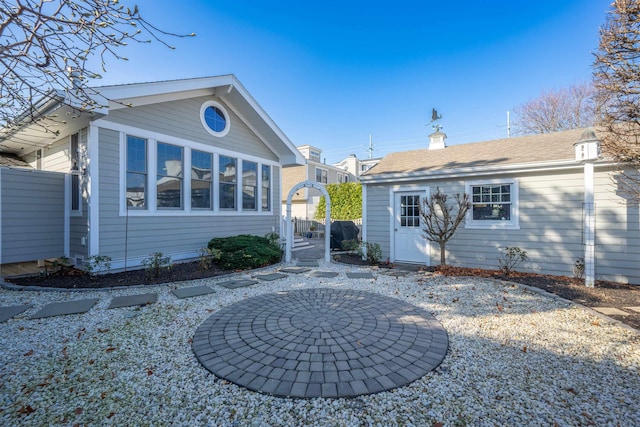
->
394, 191, 429, 264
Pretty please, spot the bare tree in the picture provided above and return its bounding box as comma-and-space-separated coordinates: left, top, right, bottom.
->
512, 82, 597, 135
0, 0, 194, 137
419, 188, 470, 266
593, 0, 640, 203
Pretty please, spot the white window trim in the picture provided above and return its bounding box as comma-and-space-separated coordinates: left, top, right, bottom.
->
465, 178, 520, 230
117, 122, 282, 217
200, 100, 230, 137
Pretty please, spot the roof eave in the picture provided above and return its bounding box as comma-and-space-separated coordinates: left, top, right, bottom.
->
360, 159, 615, 184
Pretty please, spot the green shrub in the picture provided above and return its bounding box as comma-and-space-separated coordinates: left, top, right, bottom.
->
141, 252, 172, 278
199, 247, 221, 271
264, 232, 281, 248
85, 255, 112, 276
341, 239, 360, 253
208, 234, 282, 270
358, 241, 382, 265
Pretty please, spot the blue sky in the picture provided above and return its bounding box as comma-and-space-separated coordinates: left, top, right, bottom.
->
92, 1, 609, 164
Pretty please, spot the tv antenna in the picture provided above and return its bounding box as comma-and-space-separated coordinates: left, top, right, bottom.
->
429, 108, 443, 132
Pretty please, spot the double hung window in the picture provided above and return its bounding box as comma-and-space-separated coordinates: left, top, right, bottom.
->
466, 180, 519, 229
219, 155, 236, 210
191, 150, 213, 209
126, 136, 147, 208
156, 143, 183, 209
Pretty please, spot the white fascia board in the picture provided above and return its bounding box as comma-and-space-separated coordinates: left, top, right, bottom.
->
92, 75, 235, 103
359, 160, 599, 184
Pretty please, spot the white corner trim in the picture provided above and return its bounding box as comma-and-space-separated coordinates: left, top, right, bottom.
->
361, 184, 368, 243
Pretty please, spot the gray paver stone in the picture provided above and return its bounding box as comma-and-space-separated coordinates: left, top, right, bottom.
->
172, 285, 215, 299
31, 298, 98, 319
108, 293, 157, 309
0, 304, 31, 323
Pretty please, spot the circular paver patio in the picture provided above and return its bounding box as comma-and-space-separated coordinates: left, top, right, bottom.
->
192, 288, 448, 398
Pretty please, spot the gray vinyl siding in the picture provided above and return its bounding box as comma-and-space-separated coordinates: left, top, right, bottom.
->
364, 185, 391, 257
103, 96, 278, 161
96, 127, 282, 267
0, 168, 65, 263
365, 167, 640, 284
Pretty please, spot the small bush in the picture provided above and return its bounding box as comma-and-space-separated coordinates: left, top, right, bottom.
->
199, 247, 221, 271
341, 239, 360, 253
85, 255, 112, 276
264, 232, 281, 249
573, 257, 585, 279
497, 247, 528, 276
141, 252, 172, 278
358, 241, 382, 265
208, 234, 282, 270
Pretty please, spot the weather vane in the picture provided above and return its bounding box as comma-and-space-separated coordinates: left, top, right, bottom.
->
430, 108, 443, 132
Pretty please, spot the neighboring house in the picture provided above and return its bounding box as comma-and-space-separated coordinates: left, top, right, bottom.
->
360, 128, 640, 285
281, 145, 356, 219
333, 154, 381, 181
0, 75, 304, 271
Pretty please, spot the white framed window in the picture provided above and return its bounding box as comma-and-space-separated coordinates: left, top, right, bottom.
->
465, 179, 519, 229
119, 127, 276, 216
156, 142, 183, 209
200, 100, 230, 137
315, 167, 327, 184
191, 149, 213, 209
126, 135, 147, 209
261, 165, 271, 211
242, 160, 258, 210
219, 155, 237, 210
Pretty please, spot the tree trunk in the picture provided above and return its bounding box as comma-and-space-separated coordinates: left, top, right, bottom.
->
439, 241, 446, 266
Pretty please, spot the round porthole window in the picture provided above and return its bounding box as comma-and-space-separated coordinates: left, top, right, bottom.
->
200, 101, 230, 137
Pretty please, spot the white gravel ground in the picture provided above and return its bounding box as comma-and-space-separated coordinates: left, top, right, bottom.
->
1, 262, 639, 426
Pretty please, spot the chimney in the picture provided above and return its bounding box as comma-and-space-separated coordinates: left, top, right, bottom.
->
428, 131, 447, 150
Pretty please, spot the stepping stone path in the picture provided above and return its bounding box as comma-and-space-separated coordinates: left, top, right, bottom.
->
255, 273, 288, 281
625, 306, 640, 313
30, 298, 98, 319
172, 285, 215, 299
108, 293, 158, 309
217, 279, 259, 289
0, 304, 31, 323
0, 266, 378, 321
280, 267, 311, 274
192, 288, 448, 398
310, 271, 340, 278
381, 270, 409, 277
346, 272, 375, 279
592, 307, 631, 316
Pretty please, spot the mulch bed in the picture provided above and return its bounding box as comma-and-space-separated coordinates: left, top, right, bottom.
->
334, 253, 640, 331
5, 261, 230, 289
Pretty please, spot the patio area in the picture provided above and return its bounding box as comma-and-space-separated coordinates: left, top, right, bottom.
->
0, 260, 638, 426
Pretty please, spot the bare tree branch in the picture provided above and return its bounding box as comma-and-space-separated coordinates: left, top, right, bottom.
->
0, 0, 195, 142
512, 82, 598, 135
419, 188, 470, 266
593, 0, 640, 203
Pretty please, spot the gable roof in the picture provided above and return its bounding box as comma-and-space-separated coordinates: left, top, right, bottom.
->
362, 128, 598, 182
0, 75, 305, 166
